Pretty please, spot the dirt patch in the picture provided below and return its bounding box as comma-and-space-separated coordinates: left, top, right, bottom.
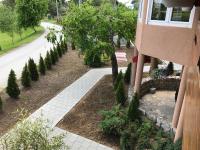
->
57, 75, 120, 150
0, 49, 89, 136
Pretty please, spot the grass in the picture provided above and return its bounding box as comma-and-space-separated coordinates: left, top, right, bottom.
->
0, 26, 44, 55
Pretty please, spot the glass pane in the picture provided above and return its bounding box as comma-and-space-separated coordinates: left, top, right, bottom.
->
151, 0, 167, 21
171, 7, 192, 22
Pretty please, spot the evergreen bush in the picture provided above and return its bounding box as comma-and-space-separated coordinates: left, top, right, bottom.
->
126, 41, 131, 48
166, 62, 174, 76
124, 63, 132, 84
6, 70, 20, 99
114, 71, 123, 90
57, 43, 62, 57
0, 96, 3, 112
50, 49, 56, 65
45, 51, 52, 70
84, 49, 102, 67
53, 47, 59, 63
117, 37, 121, 48
39, 55, 46, 75
128, 93, 139, 121
28, 58, 39, 81
21, 64, 31, 88
64, 41, 68, 52
120, 131, 132, 150
116, 80, 126, 105
71, 41, 75, 50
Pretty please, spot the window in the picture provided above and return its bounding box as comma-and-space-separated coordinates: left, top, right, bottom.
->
151, 0, 167, 21
147, 0, 195, 28
138, 0, 144, 20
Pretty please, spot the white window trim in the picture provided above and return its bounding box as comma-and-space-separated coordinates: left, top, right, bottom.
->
138, 0, 144, 22
146, 0, 196, 28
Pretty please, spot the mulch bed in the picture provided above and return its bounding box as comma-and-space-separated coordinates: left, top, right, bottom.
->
57, 75, 121, 150
0, 49, 89, 136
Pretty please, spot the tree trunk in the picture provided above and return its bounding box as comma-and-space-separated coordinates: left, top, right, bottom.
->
111, 52, 118, 83
149, 57, 159, 74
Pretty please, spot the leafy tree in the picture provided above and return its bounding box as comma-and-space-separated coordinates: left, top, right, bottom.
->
2, 0, 16, 8
6, 70, 20, 99
28, 58, 39, 81
114, 71, 123, 90
128, 93, 139, 121
116, 80, 126, 105
166, 62, 174, 76
16, 0, 48, 31
124, 63, 132, 84
50, 49, 56, 65
21, 64, 31, 88
0, 96, 3, 112
45, 51, 52, 70
39, 55, 46, 75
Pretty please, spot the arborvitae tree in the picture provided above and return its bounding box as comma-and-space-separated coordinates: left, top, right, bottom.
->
114, 71, 123, 90
64, 40, 68, 52
21, 64, 31, 88
126, 40, 131, 48
57, 43, 62, 57
6, 70, 20, 99
50, 49, 56, 65
124, 63, 132, 84
166, 62, 174, 76
39, 55, 46, 75
128, 93, 139, 121
61, 41, 65, 54
116, 80, 126, 105
45, 51, 52, 70
0, 96, 3, 112
28, 58, 39, 81
71, 41, 75, 50
53, 47, 59, 63
117, 37, 121, 48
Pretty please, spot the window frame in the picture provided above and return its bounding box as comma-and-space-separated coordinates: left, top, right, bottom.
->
138, 0, 144, 21
146, 0, 196, 28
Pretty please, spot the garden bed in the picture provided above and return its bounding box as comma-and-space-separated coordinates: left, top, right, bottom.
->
57, 75, 121, 150
0, 50, 89, 136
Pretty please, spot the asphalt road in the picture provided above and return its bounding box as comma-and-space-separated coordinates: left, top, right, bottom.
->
0, 22, 62, 91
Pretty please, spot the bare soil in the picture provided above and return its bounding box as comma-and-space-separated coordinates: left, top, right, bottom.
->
57, 75, 121, 150
0, 49, 89, 136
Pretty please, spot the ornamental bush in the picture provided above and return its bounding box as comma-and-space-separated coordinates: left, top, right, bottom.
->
124, 63, 132, 84
50, 49, 56, 65
21, 64, 31, 88
116, 80, 126, 106
114, 71, 123, 90
166, 62, 174, 76
53, 47, 59, 63
45, 51, 52, 70
28, 58, 39, 81
57, 43, 62, 57
0, 96, 2, 112
84, 49, 102, 67
39, 55, 46, 75
71, 41, 75, 50
6, 70, 20, 99
128, 93, 139, 121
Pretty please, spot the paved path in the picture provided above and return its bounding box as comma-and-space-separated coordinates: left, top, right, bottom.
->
0, 22, 62, 91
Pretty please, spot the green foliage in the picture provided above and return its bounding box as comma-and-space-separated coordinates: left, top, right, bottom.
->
16, 0, 48, 30
120, 130, 133, 150
2, 0, 16, 8
53, 47, 59, 63
128, 93, 139, 121
21, 64, 31, 88
71, 42, 75, 50
126, 41, 130, 48
57, 43, 62, 57
28, 58, 39, 81
50, 49, 56, 65
39, 55, 46, 75
0, 96, 3, 112
124, 63, 132, 84
114, 71, 123, 90
150, 68, 166, 79
117, 37, 121, 48
99, 105, 127, 136
6, 70, 20, 99
0, 118, 68, 150
84, 49, 102, 67
116, 80, 126, 105
45, 51, 52, 70
166, 62, 174, 76
0, 45, 2, 51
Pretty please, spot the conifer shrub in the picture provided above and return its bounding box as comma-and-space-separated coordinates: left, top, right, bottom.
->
117, 37, 121, 48
124, 63, 132, 84
166, 62, 174, 76
0, 96, 3, 112
71, 41, 75, 50
116, 80, 126, 105
126, 41, 131, 48
28, 58, 39, 81
45, 51, 52, 70
21, 64, 31, 88
64, 41, 68, 52
6, 70, 20, 99
39, 55, 46, 75
53, 47, 59, 63
128, 93, 140, 121
50, 49, 56, 65
57, 43, 62, 57
114, 71, 123, 90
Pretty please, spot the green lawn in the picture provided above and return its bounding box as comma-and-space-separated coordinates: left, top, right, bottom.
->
0, 26, 44, 55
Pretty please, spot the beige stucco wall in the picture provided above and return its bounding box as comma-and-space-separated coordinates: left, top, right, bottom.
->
135, 0, 200, 66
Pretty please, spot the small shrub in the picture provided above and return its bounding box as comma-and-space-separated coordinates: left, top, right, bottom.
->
50, 49, 56, 65
116, 80, 126, 105
53, 47, 59, 63
114, 71, 123, 90
166, 62, 174, 76
126, 41, 131, 48
6, 70, 20, 99
0, 45, 2, 51
28, 58, 39, 81
150, 68, 167, 79
120, 131, 132, 150
99, 105, 127, 136
128, 93, 139, 121
0, 96, 3, 111
64, 41, 68, 52
45, 51, 52, 70
117, 37, 121, 48
57, 43, 62, 57
84, 49, 102, 67
71, 41, 75, 50
21, 64, 31, 88
39, 55, 46, 75
124, 63, 132, 84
